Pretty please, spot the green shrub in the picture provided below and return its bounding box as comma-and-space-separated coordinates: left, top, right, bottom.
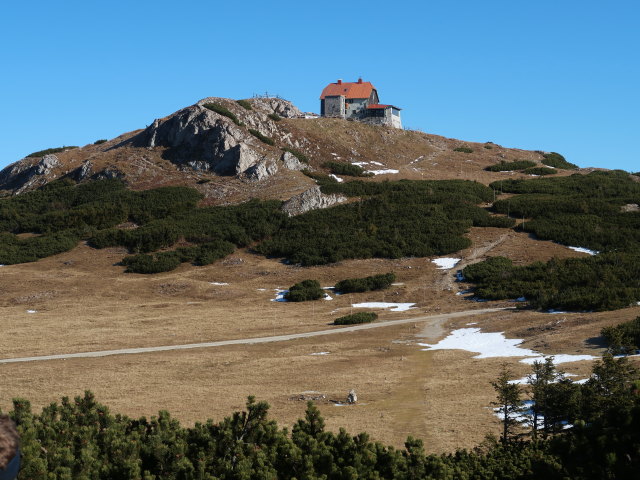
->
258, 179, 514, 266
267, 113, 282, 122
236, 99, 252, 110
284, 279, 324, 302
523, 167, 557, 176
203, 103, 243, 126
484, 144, 493, 149
454, 146, 473, 153
601, 317, 640, 354
462, 253, 640, 311
490, 172, 640, 253
322, 161, 372, 177
335, 273, 396, 293
283, 147, 309, 164
334, 311, 378, 325
302, 169, 337, 183
93, 139, 107, 145
485, 160, 537, 172
248, 128, 275, 146
541, 152, 578, 169
27, 146, 78, 157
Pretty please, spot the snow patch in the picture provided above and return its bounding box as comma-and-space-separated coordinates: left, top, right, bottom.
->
329, 174, 344, 183
432, 257, 461, 270
419, 328, 538, 359
366, 169, 399, 175
310, 352, 330, 356
352, 302, 416, 312
26, 310, 37, 314
271, 289, 288, 302
419, 328, 598, 364
568, 246, 599, 256
520, 354, 596, 365
209, 282, 229, 286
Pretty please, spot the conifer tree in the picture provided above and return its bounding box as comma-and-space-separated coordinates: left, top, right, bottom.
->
492, 363, 524, 444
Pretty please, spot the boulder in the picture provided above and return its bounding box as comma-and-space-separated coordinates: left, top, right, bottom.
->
281, 151, 307, 171
282, 186, 346, 216
245, 159, 279, 181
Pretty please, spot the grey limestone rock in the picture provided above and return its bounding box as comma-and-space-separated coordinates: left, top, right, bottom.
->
281, 186, 346, 216
245, 159, 279, 181
281, 151, 306, 171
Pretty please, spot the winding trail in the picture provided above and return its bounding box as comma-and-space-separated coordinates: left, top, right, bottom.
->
0, 307, 508, 364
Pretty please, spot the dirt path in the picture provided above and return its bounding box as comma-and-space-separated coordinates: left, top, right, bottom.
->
437, 233, 510, 291
0, 307, 508, 364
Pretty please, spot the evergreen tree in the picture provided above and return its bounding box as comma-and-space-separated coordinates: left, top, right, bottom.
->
492, 364, 524, 444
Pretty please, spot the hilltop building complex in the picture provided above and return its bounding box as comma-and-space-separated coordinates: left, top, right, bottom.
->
320, 79, 402, 128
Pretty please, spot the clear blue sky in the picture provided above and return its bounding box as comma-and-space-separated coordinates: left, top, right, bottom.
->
1, 1, 638, 171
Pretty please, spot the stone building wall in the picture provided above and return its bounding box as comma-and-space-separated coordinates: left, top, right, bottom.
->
324, 95, 345, 118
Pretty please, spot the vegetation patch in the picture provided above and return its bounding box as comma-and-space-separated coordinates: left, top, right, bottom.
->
284, 279, 324, 302
462, 253, 640, 311
334, 311, 378, 325
27, 146, 78, 157
485, 160, 537, 172
602, 317, 640, 355
236, 99, 252, 110
258, 180, 515, 266
491, 171, 640, 252
541, 152, 578, 169
322, 161, 372, 177
93, 139, 107, 145
283, 147, 308, 164
203, 102, 243, 126
267, 113, 282, 122
8, 356, 640, 480
453, 146, 473, 153
335, 272, 396, 293
248, 128, 275, 146
523, 166, 557, 176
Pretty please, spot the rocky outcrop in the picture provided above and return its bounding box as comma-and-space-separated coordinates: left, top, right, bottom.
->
281, 186, 347, 216
0, 154, 60, 193
248, 97, 302, 118
69, 160, 93, 182
281, 151, 307, 171
244, 159, 279, 181
131, 101, 285, 178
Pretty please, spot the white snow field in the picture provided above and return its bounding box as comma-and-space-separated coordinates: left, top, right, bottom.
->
209, 282, 229, 286
329, 174, 344, 183
352, 302, 416, 312
419, 328, 597, 364
432, 257, 461, 269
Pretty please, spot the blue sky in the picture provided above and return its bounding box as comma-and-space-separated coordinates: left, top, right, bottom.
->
1, 1, 638, 171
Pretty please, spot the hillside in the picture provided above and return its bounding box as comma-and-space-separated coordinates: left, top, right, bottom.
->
0, 96, 586, 203
0, 96, 638, 464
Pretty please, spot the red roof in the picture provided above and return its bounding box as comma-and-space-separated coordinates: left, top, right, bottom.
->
320, 79, 375, 100
367, 104, 402, 110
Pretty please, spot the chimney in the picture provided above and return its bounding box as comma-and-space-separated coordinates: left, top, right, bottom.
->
357, 77, 363, 84
337, 79, 342, 84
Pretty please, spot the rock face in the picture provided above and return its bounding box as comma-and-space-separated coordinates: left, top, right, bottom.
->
133, 104, 256, 174
0, 154, 60, 193
281, 186, 347, 216
130, 98, 300, 179
281, 151, 307, 171
249, 97, 303, 118
244, 159, 278, 181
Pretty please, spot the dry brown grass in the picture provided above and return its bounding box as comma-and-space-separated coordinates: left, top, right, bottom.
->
0, 113, 631, 451
1, 222, 638, 453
